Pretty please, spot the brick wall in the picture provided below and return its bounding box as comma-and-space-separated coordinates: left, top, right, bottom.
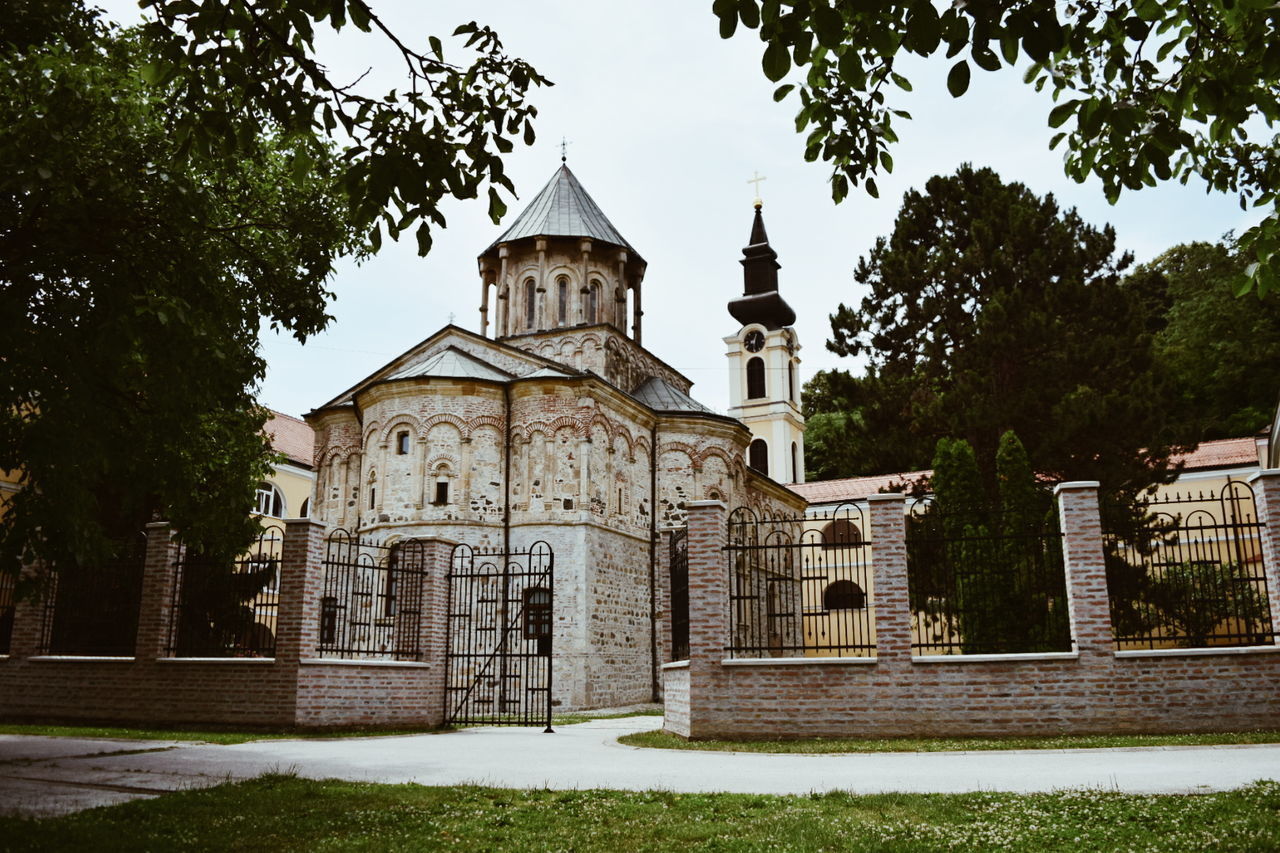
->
0, 522, 447, 729
666, 476, 1280, 739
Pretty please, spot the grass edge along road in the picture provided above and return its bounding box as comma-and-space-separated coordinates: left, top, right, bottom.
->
617, 728, 1280, 754
0, 710, 663, 745
2, 775, 1279, 852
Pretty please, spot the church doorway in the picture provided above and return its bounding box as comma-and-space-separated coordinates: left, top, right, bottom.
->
444, 541, 555, 730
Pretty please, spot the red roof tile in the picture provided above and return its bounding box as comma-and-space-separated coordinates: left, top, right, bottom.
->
790, 470, 931, 505
1169, 436, 1261, 471
265, 410, 315, 468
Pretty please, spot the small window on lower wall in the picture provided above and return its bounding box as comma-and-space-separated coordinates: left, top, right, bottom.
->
434, 480, 449, 505
822, 580, 866, 610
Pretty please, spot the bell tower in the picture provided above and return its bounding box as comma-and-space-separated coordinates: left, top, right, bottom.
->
725, 200, 805, 484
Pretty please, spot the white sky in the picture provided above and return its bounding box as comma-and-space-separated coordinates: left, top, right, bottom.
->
98, 1, 1261, 419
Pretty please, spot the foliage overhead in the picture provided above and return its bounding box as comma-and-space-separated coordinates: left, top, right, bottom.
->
815, 165, 1188, 493
1, 1, 545, 574
713, 0, 1280, 295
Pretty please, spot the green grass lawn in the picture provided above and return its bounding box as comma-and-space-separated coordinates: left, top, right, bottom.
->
0, 710, 663, 745
619, 728, 1280, 754
2, 775, 1278, 851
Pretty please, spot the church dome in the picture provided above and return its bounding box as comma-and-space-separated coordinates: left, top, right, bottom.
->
481, 164, 644, 263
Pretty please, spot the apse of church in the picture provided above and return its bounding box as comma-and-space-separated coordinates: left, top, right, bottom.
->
305, 163, 805, 710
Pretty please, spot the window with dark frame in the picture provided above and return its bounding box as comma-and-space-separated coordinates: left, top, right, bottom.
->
523, 586, 552, 656
746, 357, 766, 399
434, 480, 449, 505
525, 278, 536, 327
396, 431, 410, 454
748, 439, 768, 476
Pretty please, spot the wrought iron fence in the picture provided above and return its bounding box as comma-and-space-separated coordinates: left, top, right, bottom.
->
1103, 481, 1275, 650
669, 527, 689, 661
168, 526, 282, 657
39, 532, 148, 656
0, 567, 14, 655
318, 529, 428, 661
726, 504, 875, 658
907, 499, 1073, 655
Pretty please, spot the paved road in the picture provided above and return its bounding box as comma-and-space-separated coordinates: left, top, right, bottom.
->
3, 716, 1279, 817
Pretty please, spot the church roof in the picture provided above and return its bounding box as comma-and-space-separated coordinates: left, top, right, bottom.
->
483, 164, 643, 261
631, 377, 714, 414
388, 346, 514, 382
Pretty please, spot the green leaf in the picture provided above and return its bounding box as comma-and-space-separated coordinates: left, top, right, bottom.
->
763, 41, 791, 82
487, 186, 507, 223
429, 36, 442, 59
415, 222, 433, 255
947, 60, 970, 97
812, 3, 844, 49
773, 84, 795, 102
1048, 100, 1078, 128
972, 47, 1000, 72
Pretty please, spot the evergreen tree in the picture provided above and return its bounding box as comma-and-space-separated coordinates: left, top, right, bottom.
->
819, 165, 1188, 494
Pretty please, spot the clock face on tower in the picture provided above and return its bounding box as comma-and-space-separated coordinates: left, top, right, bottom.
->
744, 330, 765, 353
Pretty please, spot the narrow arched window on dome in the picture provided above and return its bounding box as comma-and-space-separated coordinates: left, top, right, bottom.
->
748, 439, 768, 476
746, 357, 766, 399
524, 278, 536, 328
588, 281, 601, 323
557, 277, 569, 325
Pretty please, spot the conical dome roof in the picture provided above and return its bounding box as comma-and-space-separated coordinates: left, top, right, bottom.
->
482, 165, 643, 262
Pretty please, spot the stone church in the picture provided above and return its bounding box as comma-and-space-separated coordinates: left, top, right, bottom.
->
305, 163, 806, 709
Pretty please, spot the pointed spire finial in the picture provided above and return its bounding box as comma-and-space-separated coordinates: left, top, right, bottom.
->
560, 137, 570, 163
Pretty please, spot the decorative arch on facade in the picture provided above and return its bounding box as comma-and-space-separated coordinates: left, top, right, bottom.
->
361, 420, 383, 449
468, 414, 506, 438
697, 445, 737, 470
377, 415, 423, 447
420, 413, 469, 440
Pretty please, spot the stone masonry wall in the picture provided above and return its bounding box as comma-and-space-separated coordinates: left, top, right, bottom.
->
667, 477, 1280, 739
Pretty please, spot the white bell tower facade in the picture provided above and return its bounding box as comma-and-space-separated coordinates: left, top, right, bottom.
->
725, 201, 805, 484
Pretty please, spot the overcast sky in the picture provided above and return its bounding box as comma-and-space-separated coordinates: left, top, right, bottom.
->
100, 1, 1261, 419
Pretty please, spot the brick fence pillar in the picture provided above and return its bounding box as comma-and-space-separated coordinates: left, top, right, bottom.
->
6, 566, 47, 659
277, 519, 328, 665
1247, 470, 1280, 629
1054, 481, 1114, 658
134, 521, 182, 661
685, 500, 728, 737
868, 493, 913, 666
411, 538, 455, 728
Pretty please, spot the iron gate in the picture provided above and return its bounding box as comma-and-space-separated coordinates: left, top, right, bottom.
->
669, 527, 689, 661
444, 541, 554, 729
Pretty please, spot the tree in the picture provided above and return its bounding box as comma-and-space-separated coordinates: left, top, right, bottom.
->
1139, 240, 1280, 440
801, 368, 932, 480
713, 0, 1280, 295
1, 2, 545, 576
822, 165, 1188, 495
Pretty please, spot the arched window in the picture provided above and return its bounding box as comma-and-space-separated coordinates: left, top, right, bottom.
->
822, 580, 866, 610
433, 465, 452, 505
748, 439, 768, 476
300, 498, 310, 518
789, 361, 797, 402
588, 281, 601, 323
557, 277, 569, 326
255, 482, 284, 518
524, 278, 536, 328
822, 519, 862, 549
746, 357, 766, 399
791, 442, 799, 483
